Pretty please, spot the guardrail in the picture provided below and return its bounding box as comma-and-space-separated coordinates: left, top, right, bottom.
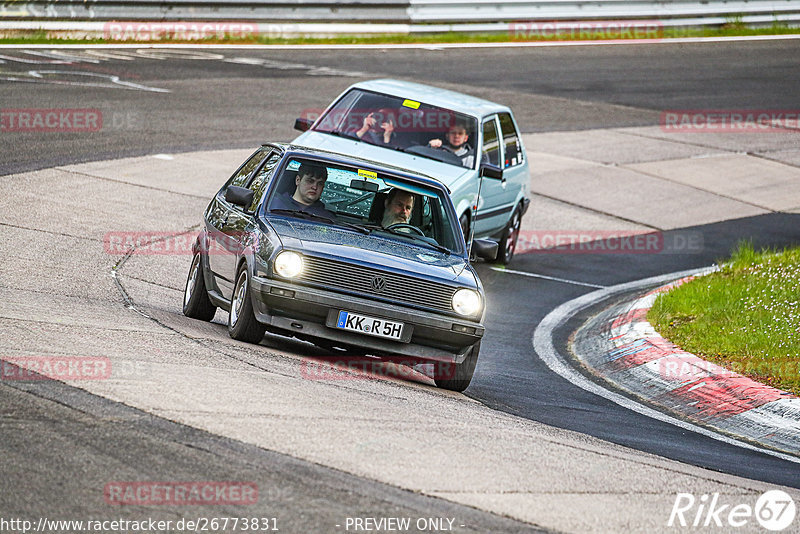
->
1, 0, 799, 34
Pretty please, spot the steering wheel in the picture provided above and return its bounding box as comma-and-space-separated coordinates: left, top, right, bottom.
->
386, 223, 425, 237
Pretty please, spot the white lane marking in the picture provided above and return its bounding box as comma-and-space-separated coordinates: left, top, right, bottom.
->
224, 56, 363, 77
532, 266, 800, 465
687, 381, 707, 393
0, 52, 71, 64
491, 266, 606, 289
23, 49, 102, 63
4, 70, 171, 93
134, 49, 224, 60
152, 154, 174, 160
0, 34, 798, 50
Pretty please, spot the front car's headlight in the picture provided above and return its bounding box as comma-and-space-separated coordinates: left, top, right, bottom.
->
452, 288, 482, 317
273, 250, 304, 278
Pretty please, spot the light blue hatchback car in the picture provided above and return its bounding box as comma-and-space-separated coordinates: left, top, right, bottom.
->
293, 79, 531, 263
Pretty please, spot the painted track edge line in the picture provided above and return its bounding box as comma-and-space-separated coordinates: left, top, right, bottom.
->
531, 266, 800, 465
0, 34, 800, 50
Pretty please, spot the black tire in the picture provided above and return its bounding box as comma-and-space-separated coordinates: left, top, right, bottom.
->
459, 212, 470, 243
228, 264, 266, 344
434, 341, 480, 392
496, 203, 522, 264
183, 252, 217, 321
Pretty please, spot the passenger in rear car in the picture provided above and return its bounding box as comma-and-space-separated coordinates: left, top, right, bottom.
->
428, 119, 476, 168
355, 108, 397, 146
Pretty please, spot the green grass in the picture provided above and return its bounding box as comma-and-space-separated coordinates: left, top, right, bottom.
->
649, 242, 800, 395
1, 24, 799, 45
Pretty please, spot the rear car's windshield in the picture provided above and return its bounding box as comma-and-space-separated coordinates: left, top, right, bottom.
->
311, 88, 479, 169
265, 157, 464, 255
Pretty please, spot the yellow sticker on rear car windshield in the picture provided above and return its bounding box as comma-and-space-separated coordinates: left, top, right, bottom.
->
358, 169, 377, 180
402, 99, 420, 109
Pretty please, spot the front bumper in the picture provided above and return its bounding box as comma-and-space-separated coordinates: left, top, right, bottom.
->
250, 275, 484, 363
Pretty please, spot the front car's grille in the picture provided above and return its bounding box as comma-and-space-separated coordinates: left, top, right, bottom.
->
297, 256, 457, 314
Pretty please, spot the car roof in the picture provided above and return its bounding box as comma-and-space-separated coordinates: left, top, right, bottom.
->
265, 142, 452, 193
350, 79, 511, 118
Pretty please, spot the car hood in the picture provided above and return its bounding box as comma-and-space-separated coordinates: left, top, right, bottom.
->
292, 131, 471, 190
268, 217, 473, 284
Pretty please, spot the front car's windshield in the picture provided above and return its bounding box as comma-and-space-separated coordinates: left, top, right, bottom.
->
265, 156, 464, 255
311, 88, 479, 169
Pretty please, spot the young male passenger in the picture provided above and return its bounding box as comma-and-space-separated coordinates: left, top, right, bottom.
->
428, 120, 475, 168
271, 162, 334, 219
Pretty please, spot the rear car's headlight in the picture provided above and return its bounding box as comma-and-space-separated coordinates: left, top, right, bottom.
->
273, 250, 304, 278
452, 288, 482, 317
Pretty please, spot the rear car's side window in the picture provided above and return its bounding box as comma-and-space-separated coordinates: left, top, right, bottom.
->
224, 147, 271, 191
498, 113, 524, 168
247, 152, 282, 212
481, 118, 500, 167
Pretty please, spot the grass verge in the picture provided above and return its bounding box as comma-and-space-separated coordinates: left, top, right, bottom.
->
649, 242, 800, 395
0, 24, 799, 45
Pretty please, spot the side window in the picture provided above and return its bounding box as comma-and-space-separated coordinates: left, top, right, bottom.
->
225, 148, 270, 191
481, 118, 500, 167
499, 113, 523, 168
247, 152, 282, 212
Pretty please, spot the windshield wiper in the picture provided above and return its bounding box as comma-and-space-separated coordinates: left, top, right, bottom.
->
381, 227, 451, 255
335, 221, 372, 234
270, 208, 335, 223
270, 209, 370, 234
319, 129, 359, 141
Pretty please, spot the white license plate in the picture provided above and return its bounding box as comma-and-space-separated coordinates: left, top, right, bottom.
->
335, 311, 404, 340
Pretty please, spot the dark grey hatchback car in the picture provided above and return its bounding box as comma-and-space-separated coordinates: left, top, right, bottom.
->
183, 144, 496, 391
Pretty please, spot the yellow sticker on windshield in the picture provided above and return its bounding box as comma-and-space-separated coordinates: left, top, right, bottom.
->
402, 99, 420, 109
358, 169, 377, 180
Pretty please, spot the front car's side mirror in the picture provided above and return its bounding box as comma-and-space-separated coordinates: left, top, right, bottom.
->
479, 162, 503, 180
294, 117, 314, 132
225, 185, 255, 210
472, 239, 498, 261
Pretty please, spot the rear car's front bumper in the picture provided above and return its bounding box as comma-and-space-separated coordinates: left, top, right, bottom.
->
250, 275, 484, 363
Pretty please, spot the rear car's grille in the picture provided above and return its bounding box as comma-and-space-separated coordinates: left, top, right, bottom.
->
298, 256, 457, 314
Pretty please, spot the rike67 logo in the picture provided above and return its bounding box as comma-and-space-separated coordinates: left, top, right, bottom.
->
668, 490, 796, 531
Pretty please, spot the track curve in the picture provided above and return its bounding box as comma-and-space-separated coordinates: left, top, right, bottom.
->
2, 41, 800, 531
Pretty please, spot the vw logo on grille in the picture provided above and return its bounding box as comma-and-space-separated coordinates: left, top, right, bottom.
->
370, 276, 387, 293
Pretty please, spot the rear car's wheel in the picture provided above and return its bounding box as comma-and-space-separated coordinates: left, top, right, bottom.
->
496, 203, 522, 264
228, 264, 266, 343
434, 341, 480, 392
183, 252, 217, 321
459, 212, 470, 242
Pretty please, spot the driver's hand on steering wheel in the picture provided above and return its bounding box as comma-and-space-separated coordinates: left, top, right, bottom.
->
428, 139, 443, 148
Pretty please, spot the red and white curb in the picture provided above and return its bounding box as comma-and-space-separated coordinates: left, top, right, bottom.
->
578, 276, 800, 456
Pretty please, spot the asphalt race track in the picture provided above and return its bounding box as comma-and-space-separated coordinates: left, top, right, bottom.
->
1, 40, 800, 532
